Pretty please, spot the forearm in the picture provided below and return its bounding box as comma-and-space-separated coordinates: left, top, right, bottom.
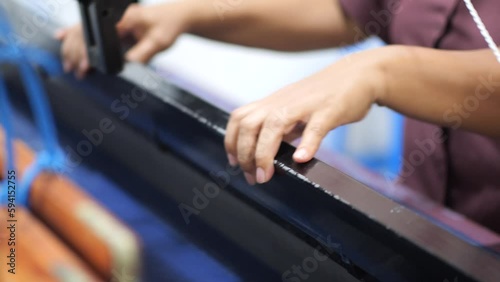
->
376, 46, 500, 137
183, 0, 358, 51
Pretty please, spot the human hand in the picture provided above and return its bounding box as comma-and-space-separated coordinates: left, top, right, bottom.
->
225, 49, 388, 185
56, 2, 194, 78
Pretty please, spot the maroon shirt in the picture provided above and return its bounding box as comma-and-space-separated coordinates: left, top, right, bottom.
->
340, 0, 500, 233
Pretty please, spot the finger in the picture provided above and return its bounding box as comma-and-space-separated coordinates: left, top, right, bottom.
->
225, 104, 257, 166
67, 41, 84, 73
125, 38, 157, 63
117, 4, 142, 33
254, 128, 281, 184
61, 40, 75, 73
254, 113, 295, 184
75, 56, 90, 79
283, 122, 306, 143
237, 114, 266, 185
125, 30, 169, 63
63, 62, 71, 73
54, 29, 68, 40
59, 26, 84, 73
293, 112, 335, 163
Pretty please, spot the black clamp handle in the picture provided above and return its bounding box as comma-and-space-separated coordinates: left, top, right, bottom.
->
77, 0, 136, 74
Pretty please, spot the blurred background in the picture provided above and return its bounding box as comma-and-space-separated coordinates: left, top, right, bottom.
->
40, 0, 403, 178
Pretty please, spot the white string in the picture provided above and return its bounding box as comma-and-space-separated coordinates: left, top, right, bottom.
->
462, 0, 500, 63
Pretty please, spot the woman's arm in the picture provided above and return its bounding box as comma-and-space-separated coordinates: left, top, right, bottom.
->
188, 0, 359, 51
224, 46, 500, 185
379, 46, 500, 137
58, 0, 359, 77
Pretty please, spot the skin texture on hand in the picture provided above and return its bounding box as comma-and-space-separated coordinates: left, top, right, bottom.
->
225, 48, 387, 185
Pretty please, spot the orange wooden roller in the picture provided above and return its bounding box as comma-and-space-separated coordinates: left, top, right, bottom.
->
0, 129, 141, 281
0, 207, 101, 282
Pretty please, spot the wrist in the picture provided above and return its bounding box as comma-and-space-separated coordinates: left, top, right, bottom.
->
180, 0, 216, 35
371, 45, 414, 107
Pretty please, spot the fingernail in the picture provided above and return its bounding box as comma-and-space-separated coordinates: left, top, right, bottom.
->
244, 173, 256, 186
256, 167, 266, 184
293, 148, 308, 161
227, 154, 237, 166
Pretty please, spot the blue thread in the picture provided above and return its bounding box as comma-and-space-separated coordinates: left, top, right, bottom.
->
24, 46, 62, 76
0, 7, 64, 207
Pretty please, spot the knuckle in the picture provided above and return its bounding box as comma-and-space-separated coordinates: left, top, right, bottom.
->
268, 116, 285, 131
259, 127, 273, 142
274, 106, 290, 120
149, 30, 171, 48
230, 108, 246, 121
237, 150, 252, 165
268, 107, 296, 130
237, 142, 255, 161
240, 117, 260, 132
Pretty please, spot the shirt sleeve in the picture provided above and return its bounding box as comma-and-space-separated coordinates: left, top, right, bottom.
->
338, 0, 391, 42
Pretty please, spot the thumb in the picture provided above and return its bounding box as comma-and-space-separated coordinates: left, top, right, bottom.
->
125, 29, 172, 63
116, 4, 142, 36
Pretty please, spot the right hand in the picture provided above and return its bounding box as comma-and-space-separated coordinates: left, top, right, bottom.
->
56, 2, 193, 78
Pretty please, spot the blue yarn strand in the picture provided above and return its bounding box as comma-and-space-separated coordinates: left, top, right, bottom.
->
0, 7, 64, 207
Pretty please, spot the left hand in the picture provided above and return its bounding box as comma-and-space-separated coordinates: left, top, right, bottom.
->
225, 49, 388, 185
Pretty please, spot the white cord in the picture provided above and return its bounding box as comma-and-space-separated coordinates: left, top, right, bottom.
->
463, 0, 500, 63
